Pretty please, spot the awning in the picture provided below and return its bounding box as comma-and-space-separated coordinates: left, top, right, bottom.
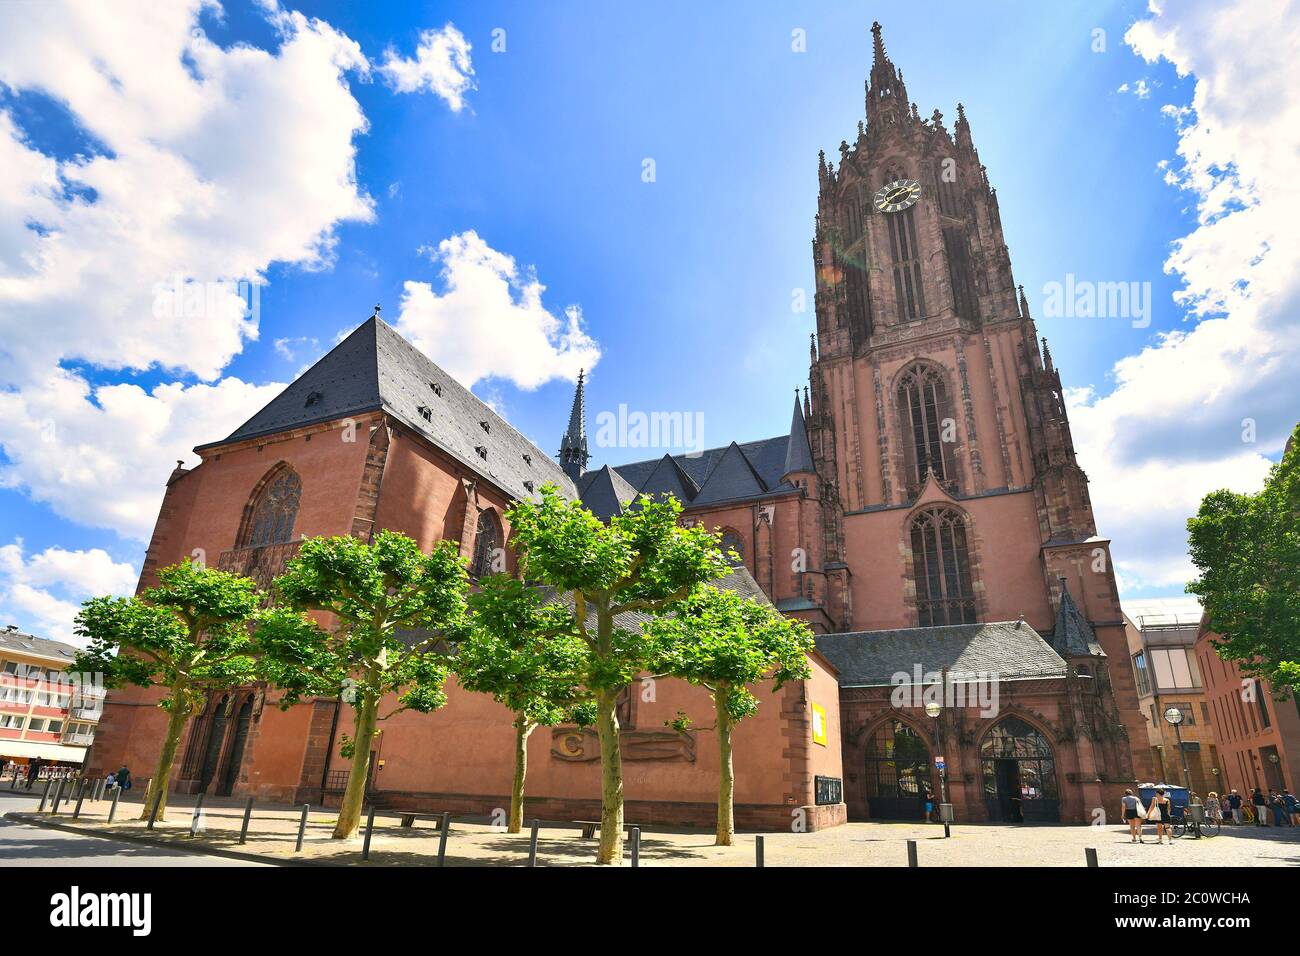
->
0, 740, 87, 763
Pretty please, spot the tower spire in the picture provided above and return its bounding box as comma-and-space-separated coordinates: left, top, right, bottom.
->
558, 369, 590, 483
866, 20, 907, 127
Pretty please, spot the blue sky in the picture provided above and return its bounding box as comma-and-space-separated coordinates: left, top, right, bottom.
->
1, 0, 1294, 640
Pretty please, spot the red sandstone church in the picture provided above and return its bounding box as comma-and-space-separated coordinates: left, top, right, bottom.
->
91, 23, 1153, 828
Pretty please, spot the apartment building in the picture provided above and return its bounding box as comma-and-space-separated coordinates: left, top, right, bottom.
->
0, 626, 102, 769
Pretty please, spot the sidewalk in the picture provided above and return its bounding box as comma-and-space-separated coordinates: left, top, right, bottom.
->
7, 786, 1300, 866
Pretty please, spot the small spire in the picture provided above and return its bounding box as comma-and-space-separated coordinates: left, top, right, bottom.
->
1041, 336, 1054, 371
803, 385, 811, 418
559, 369, 590, 482
810, 332, 818, 363
1018, 284, 1031, 319
372, 303, 382, 319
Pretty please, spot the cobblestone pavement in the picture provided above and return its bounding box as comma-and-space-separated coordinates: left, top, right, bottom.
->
7, 789, 1300, 867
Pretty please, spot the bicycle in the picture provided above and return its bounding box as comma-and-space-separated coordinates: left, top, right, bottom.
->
1172, 810, 1220, 838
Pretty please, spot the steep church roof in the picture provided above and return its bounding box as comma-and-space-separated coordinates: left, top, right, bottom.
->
576, 464, 640, 518
815, 621, 1068, 688
203, 315, 576, 502
1050, 582, 1106, 658
636, 453, 700, 504
783, 394, 815, 477
692, 441, 769, 506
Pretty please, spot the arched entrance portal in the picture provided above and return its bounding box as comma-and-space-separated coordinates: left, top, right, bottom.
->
217, 696, 254, 796
864, 719, 934, 820
980, 717, 1060, 823
197, 695, 230, 793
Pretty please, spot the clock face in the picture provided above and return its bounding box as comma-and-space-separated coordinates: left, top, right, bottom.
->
874, 178, 921, 213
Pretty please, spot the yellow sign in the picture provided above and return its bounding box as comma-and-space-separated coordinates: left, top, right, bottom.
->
811, 703, 827, 746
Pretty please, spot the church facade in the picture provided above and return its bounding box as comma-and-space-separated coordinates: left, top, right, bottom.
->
89, 23, 1150, 828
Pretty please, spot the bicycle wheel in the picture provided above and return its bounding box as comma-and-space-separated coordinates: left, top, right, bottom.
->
1201, 819, 1220, 837
1171, 821, 1186, 839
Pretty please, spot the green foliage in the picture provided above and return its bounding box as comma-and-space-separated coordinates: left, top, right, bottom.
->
506, 486, 730, 684
647, 584, 815, 720
1187, 423, 1300, 692
456, 574, 593, 728
255, 530, 470, 714
72, 560, 261, 714
665, 709, 692, 732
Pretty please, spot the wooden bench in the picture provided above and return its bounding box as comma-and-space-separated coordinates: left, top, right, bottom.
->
398, 812, 452, 830
573, 820, 640, 839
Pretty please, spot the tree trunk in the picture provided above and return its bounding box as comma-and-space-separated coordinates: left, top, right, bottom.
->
509, 718, 533, 833
333, 693, 378, 839
715, 689, 735, 846
139, 693, 191, 821
595, 688, 625, 865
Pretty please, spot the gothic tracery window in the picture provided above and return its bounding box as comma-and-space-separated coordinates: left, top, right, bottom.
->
882, 171, 926, 322
719, 530, 745, 568
908, 506, 976, 627
240, 466, 301, 548
470, 508, 502, 579
897, 362, 957, 496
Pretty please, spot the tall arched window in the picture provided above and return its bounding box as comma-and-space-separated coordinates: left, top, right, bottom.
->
883, 171, 926, 322
240, 466, 301, 548
897, 362, 957, 496
864, 719, 933, 820
470, 508, 501, 579
719, 529, 746, 569
909, 506, 976, 626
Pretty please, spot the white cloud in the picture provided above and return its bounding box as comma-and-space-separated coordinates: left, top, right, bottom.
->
395, 231, 601, 390
0, 3, 388, 539
0, 369, 283, 540
1067, 0, 1300, 593
0, 540, 139, 644
378, 24, 475, 111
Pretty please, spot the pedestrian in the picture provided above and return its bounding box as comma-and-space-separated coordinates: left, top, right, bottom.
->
923, 788, 934, 823
24, 757, 41, 790
1285, 789, 1299, 826
1205, 791, 1223, 824
1147, 787, 1174, 845
1227, 789, 1243, 825
116, 765, 132, 791
1121, 788, 1144, 843
1252, 787, 1268, 826
105, 771, 116, 790
1270, 790, 1287, 827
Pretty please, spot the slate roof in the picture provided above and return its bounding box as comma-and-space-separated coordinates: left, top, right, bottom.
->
1051, 588, 1105, 658
0, 627, 80, 663
575, 465, 641, 518
607, 435, 797, 506
814, 621, 1069, 687
635, 454, 700, 503
784, 396, 815, 476
202, 316, 576, 503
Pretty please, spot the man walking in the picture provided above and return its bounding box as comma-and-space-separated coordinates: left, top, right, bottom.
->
1227, 789, 1243, 825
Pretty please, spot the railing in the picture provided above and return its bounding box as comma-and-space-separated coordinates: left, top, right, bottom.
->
218, 540, 303, 598
68, 706, 102, 721
324, 770, 350, 791
62, 732, 95, 746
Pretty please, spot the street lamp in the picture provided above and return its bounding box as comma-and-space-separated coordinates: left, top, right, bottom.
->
1163, 706, 1193, 793
924, 701, 953, 836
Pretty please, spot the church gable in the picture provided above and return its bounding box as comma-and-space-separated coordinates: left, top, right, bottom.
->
636, 453, 699, 504
693, 441, 768, 506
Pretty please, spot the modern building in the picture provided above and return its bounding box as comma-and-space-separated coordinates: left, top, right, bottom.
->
1195, 620, 1300, 797
0, 626, 103, 770
90, 22, 1150, 827
1122, 598, 1217, 794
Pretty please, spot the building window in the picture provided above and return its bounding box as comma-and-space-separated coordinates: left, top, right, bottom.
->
1149, 647, 1202, 691
470, 509, 502, 579
897, 363, 957, 496
0, 714, 24, 730
864, 719, 933, 820
1132, 652, 1151, 696
240, 466, 302, 549
1254, 682, 1271, 729
908, 506, 976, 627
719, 530, 746, 568
886, 205, 926, 321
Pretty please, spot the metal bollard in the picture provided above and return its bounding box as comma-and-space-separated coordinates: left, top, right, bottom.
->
38, 778, 53, 811
630, 826, 640, 868
72, 781, 88, 819
50, 779, 66, 815
527, 819, 540, 867
295, 804, 310, 853
108, 786, 121, 823
756, 834, 765, 868
361, 805, 376, 860
146, 788, 163, 829
239, 797, 254, 844
907, 839, 919, 867
436, 811, 451, 867
1086, 847, 1099, 868
189, 793, 205, 838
